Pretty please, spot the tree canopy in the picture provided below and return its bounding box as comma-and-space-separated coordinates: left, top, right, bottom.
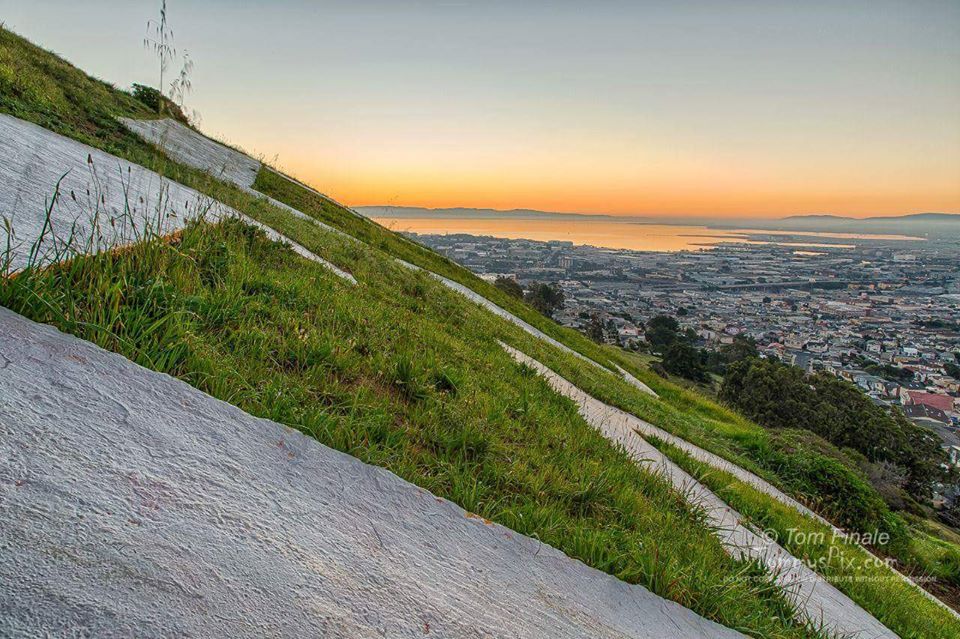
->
493, 276, 523, 299
720, 334, 758, 366
586, 314, 605, 343
646, 315, 681, 350
720, 358, 947, 500
946, 362, 960, 380
524, 282, 564, 318
662, 341, 708, 382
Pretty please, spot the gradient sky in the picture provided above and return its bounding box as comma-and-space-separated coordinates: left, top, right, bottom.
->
3, 0, 959, 218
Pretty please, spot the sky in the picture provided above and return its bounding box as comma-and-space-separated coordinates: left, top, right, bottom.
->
3, 0, 959, 218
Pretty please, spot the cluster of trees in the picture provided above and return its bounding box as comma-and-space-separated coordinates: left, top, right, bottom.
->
494, 278, 565, 319
720, 358, 948, 502
644, 315, 705, 381
863, 362, 915, 383
586, 314, 606, 343
946, 361, 960, 380
494, 276, 523, 299
639, 314, 950, 518
916, 319, 960, 331
132, 84, 190, 124
645, 315, 757, 383
526, 282, 564, 318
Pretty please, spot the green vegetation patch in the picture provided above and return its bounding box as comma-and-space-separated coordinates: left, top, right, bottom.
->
1, 215, 812, 639
651, 438, 960, 639
553, 345, 960, 595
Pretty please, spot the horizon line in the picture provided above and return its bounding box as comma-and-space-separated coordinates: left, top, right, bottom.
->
352, 204, 960, 221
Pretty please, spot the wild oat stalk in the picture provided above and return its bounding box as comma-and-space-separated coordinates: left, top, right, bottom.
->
143, 0, 175, 113
169, 50, 193, 114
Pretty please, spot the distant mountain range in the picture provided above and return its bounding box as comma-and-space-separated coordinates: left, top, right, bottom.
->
784, 213, 958, 221
357, 206, 614, 221
357, 206, 960, 237
737, 213, 960, 236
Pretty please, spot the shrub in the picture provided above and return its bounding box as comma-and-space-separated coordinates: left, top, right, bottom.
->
131, 83, 189, 123
662, 341, 708, 382
721, 358, 948, 502
523, 281, 564, 318
746, 429, 909, 547
493, 276, 523, 299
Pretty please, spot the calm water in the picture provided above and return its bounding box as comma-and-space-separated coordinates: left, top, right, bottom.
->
370, 217, 920, 252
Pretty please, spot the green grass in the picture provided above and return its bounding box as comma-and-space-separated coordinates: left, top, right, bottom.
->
652, 439, 960, 639
2, 23, 959, 637
253, 164, 630, 370
254, 157, 927, 552
0, 27, 828, 637
0, 28, 158, 152
255, 155, 941, 561
250, 163, 960, 635
608, 350, 960, 573
1, 215, 815, 638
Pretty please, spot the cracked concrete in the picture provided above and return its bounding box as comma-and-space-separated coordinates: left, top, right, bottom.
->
120, 118, 355, 242
118, 117, 261, 188
0, 115, 354, 284
0, 306, 744, 639
502, 342, 897, 639
118, 117, 365, 223
110, 113, 948, 624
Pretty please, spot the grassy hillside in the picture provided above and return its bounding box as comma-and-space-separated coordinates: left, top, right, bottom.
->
2, 26, 959, 638
257, 149, 960, 587
261, 145, 960, 605
0, 194, 811, 635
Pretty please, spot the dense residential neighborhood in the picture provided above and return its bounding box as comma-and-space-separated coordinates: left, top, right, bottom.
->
410, 231, 960, 448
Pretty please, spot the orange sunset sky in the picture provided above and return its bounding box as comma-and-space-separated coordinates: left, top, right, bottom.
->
5, 1, 959, 218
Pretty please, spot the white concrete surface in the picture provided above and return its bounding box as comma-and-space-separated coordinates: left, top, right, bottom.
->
502, 343, 897, 639
603, 356, 956, 619
614, 364, 660, 397
119, 117, 261, 188
119, 118, 363, 224
0, 306, 745, 639
395, 257, 662, 398
0, 114, 222, 272
0, 115, 354, 284
245, 187, 355, 240
121, 118, 358, 242
227, 212, 356, 284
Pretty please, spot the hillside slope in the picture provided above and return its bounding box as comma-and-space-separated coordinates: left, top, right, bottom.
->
503, 344, 897, 639
115, 115, 658, 398
2, 26, 959, 638
0, 306, 742, 639
0, 100, 892, 638
0, 115, 811, 639
0, 27, 816, 639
